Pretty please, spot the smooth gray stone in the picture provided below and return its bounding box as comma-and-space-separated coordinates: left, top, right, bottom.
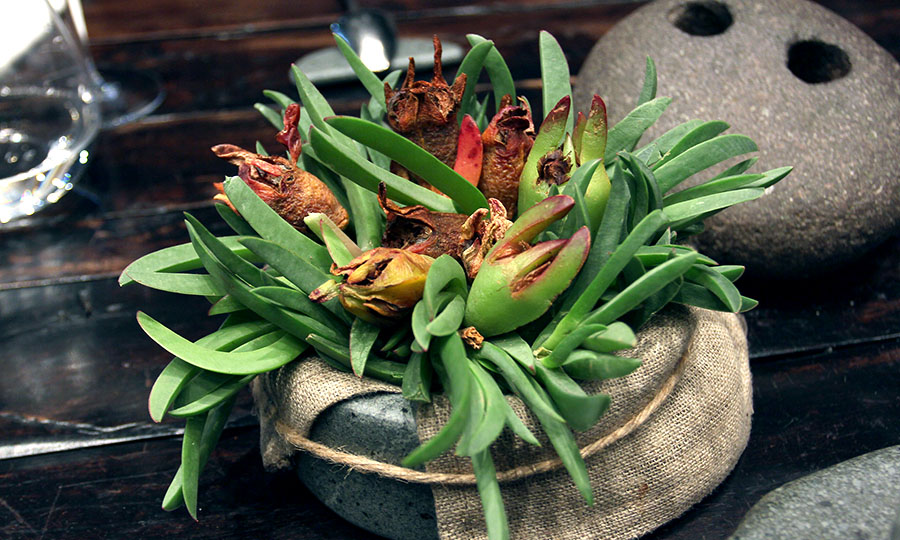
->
729, 445, 900, 540
575, 0, 900, 278
295, 392, 439, 540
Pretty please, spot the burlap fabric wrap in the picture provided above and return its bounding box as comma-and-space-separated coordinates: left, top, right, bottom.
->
253, 305, 752, 539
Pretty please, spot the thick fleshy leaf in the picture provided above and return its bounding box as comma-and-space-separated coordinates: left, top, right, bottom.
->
138, 312, 305, 375
685, 264, 743, 313
456, 40, 496, 122
333, 33, 388, 115
654, 134, 758, 193
350, 318, 380, 377
541, 323, 607, 368
584, 251, 699, 326
604, 97, 671, 163
581, 322, 637, 353
636, 56, 657, 106
534, 363, 610, 431
472, 449, 510, 540
466, 34, 516, 114
665, 188, 764, 228
454, 115, 483, 186
326, 116, 488, 214
653, 120, 729, 170
119, 236, 256, 287
561, 349, 642, 381
539, 31, 573, 135
308, 126, 455, 213
401, 352, 432, 403
223, 176, 332, 270
303, 212, 362, 266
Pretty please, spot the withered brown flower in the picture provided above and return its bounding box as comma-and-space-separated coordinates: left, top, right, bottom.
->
212, 105, 347, 231
479, 96, 535, 216
460, 198, 514, 278
321, 247, 434, 324
378, 184, 470, 260
384, 36, 467, 179
211, 144, 348, 231
537, 148, 572, 186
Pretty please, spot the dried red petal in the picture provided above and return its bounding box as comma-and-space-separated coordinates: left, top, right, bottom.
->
275, 103, 303, 164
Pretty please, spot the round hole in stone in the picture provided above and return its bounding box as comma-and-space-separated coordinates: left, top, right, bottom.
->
787, 40, 851, 83
669, 1, 733, 36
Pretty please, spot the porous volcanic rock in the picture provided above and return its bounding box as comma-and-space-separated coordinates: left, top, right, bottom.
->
575, 0, 900, 278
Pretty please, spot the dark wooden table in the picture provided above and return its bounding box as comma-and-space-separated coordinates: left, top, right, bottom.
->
2, 1, 898, 538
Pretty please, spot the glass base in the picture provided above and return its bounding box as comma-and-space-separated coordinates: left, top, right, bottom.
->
95, 66, 165, 129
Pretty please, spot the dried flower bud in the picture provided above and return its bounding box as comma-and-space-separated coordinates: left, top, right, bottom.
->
479, 96, 535, 215
211, 144, 348, 231
384, 36, 467, 174
460, 198, 513, 278
328, 248, 434, 324
536, 148, 572, 186
378, 184, 469, 260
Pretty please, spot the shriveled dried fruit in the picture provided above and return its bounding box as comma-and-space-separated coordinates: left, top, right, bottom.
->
317, 247, 434, 324
212, 144, 348, 231
385, 36, 467, 182
479, 96, 535, 215
378, 184, 469, 260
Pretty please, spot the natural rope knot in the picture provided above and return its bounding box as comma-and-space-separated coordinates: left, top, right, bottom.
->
274, 346, 690, 486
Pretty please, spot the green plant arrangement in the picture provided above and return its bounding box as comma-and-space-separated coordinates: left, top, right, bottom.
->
119, 31, 790, 539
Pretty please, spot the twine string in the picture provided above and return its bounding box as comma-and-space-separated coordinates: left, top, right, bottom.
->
274, 346, 690, 486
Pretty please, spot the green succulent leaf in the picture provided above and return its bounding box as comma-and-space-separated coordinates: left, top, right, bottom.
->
472, 448, 510, 540
456, 40, 496, 123
605, 97, 672, 162
636, 56, 657, 106
402, 352, 433, 403
325, 116, 488, 214
561, 350, 642, 381
466, 34, 516, 113
539, 30, 573, 134
654, 134, 758, 193
333, 33, 389, 116
350, 318, 380, 377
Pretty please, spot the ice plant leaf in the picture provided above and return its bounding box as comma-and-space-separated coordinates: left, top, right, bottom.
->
534, 363, 611, 431
425, 295, 466, 337
475, 343, 565, 424
490, 333, 536, 372
604, 97, 671, 162
653, 120, 730, 169
124, 271, 224, 297
584, 251, 699, 326
543, 209, 668, 350
456, 40, 496, 122
168, 374, 253, 418
223, 176, 332, 270
401, 352, 432, 403
654, 134, 758, 192
466, 34, 516, 114
664, 188, 764, 227
303, 212, 362, 266
581, 321, 637, 353
673, 282, 758, 313
685, 264, 742, 313
472, 449, 510, 540
119, 236, 257, 287
350, 319, 380, 377
541, 323, 608, 369
325, 116, 489, 214
561, 350, 642, 381
539, 30, 573, 135
308, 126, 456, 213
162, 396, 235, 512
333, 32, 389, 116
138, 312, 305, 375
148, 319, 276, 421
633, 119, 703, 166
637, 56, 658, 106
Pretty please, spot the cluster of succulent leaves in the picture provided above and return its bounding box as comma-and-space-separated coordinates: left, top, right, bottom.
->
119, 30, 789, 539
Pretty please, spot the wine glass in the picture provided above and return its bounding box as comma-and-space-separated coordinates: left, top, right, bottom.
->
52, 0, 165, 129
0, 0, 101, 223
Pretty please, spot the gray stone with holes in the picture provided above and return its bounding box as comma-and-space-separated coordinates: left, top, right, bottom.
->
728, 445, 900, 540
574, 0, 900, 278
